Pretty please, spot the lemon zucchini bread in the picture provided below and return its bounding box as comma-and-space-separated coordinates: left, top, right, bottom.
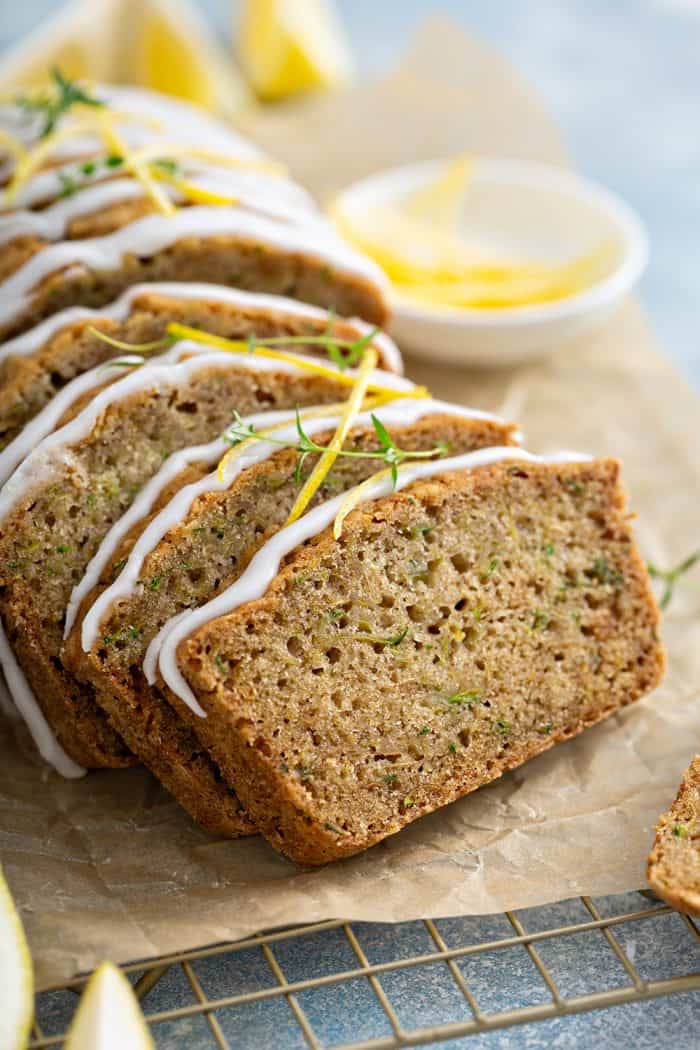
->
647, 755, 700, 916
0, 283, 401, 451
0, 351, 408, 771
63, 404, 518, 834
166, 453, 663, 864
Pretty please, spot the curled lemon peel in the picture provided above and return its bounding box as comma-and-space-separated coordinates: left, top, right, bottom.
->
215, 394, 393, 482
333, 466, 394, 539
149, 166, 239, 207
285, 346, 379, 525
165, 323, 429, 401
96, 111, 176, 216
404, 153, 473, 228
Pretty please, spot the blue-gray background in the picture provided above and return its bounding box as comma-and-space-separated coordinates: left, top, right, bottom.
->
2, 3, 699, 1047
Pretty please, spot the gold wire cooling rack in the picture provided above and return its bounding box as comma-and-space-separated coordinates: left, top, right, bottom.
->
29, 893, 700, 1048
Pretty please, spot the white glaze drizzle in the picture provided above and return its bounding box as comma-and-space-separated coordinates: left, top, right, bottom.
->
0, 84, 264, 182
0, 168, 317, 247
0, 205, 390, 332
0, 281, 403, 372
157, 447, 593, 715
0, 619, 85, 777
0, 344, 411, 530
78, 396, 507, 658
64, 406, 293, 640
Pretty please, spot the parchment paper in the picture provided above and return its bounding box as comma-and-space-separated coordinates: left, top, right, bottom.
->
2, 18, 699, 986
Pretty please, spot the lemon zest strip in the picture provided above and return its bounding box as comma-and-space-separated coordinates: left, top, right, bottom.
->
333, 466, 394, 539
96, 112, 176, 216
166, 323, 428, 401
285, 347, 379, 525
150, 167, 239, 207
215, 395, 393, 482
3, 120, 102, 205
0, 129, 28, 163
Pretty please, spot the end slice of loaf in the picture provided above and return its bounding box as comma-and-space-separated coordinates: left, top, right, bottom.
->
177, 458, 664, 865
0, 284, 401, 450
647, 755, 700, 916
0, 355, 369, 770
63, 412, 518, 835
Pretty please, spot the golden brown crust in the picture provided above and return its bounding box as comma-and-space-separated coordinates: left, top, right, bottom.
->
63, 415, 516, 830
178, 458, 664, 865
0, 290, 400, 450
647, 755, 700, 915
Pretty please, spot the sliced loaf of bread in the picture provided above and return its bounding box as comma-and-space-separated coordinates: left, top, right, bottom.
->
167, 453, 663, 864
0, 351, 411, 771
63, 404, 518, 835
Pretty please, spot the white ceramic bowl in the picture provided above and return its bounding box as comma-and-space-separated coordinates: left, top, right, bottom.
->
336, 158, 648, 367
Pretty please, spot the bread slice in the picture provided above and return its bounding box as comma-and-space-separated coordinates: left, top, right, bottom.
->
63, 405, 518, 835
647, 755, 700, 915
0, 351, 405, 772
170, 454, 664, 864
0, 283, 401, 451
0, 206, 389, 340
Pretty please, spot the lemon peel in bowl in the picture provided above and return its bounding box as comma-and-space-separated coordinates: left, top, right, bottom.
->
333, 156, 618, 311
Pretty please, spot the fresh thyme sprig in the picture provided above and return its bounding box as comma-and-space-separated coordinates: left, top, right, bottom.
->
244, 326, 380, 372
17, 68, 105, 138
647, 549, 700, 611
223, 408, 447, 487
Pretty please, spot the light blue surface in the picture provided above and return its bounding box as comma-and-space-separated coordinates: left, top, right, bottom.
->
2, 2, 699, 1046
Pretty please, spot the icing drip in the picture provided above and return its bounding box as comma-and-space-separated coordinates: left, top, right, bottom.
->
0, 281, 403, 372
156, 447, 592, 713
0, 619, 85, 777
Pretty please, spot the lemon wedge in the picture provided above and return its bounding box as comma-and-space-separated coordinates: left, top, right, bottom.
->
0, 0, 117, 94
65, 962, 154, 1050
0, 867, 33, 1050
0, 0, 250, 118
125, 0, 251, 119
239, 0, 353, 102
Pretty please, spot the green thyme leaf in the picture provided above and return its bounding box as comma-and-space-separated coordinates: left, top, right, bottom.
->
17, 68, 105, 137
648, 548, 700, 611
